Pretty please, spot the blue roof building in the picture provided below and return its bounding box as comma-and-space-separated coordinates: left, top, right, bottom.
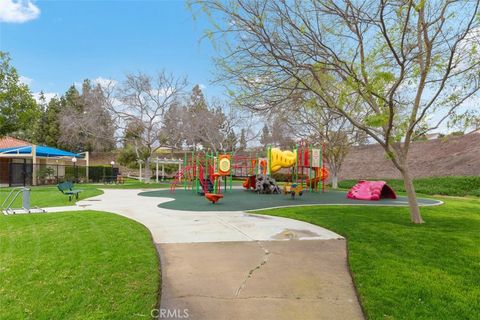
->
0, 137, 89, 186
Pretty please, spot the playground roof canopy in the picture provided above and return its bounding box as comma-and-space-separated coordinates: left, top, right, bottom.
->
0, 145, 82, 158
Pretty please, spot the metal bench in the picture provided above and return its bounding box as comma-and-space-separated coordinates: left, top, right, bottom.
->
57, 181, 83, 201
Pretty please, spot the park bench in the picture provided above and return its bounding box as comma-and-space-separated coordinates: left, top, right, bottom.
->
57, 181, 83, 201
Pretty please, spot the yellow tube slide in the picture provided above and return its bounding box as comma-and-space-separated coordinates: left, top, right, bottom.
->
269, 148, 297, 173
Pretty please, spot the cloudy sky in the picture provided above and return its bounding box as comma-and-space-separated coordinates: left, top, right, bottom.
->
0, 0, 221, 100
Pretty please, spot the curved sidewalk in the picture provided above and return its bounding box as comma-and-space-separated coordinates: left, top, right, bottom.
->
74, 189, 364, 320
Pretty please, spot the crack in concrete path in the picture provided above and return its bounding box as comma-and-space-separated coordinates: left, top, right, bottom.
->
212, 213, 272, 298
235, 240, 270, 297
171, 294, 327, 301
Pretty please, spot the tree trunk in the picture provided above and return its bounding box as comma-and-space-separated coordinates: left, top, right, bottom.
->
401, 167, 424, 224
144, 158, 151, 183
331, 174, 338, 189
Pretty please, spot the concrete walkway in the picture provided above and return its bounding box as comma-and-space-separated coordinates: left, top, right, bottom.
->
75, 189, 342, 244
70, 189, 364, 320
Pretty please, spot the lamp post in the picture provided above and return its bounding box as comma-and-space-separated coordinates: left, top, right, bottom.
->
110, 160, 115, 183
71, 157, 77, 183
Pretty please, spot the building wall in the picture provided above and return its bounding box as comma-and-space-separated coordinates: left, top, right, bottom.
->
0, 158, 9, 185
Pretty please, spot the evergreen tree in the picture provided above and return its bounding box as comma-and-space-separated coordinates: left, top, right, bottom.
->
0, 52, 40, 136
271, 116, 294, 148
45, 98, 61, 147
225, 130, 237, 152
188, 84, 208, 112
239, 128, 247, 151
34, 96, 61, 147
260, 124, 271, 147
37, 91, 47, 112
33, 92, 48, 144
188, 84, 209, 148
63, 85, 82, 112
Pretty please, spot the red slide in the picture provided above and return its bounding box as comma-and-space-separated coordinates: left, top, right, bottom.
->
346, 180, 397, 201
198, 165, 210, 194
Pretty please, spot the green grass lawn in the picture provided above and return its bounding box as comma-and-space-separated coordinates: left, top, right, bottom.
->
339, 176, 480, 197
0, 210, 160, 319
256, 197, 480, 319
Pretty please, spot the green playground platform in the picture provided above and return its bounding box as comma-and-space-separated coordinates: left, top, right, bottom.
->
138, 189, 442, 212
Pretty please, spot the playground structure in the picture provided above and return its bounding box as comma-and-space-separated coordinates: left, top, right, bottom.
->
169, 141, 330, 202
346, 180, 397, 201
240, 143, 329, 194
169, 151, 234, 203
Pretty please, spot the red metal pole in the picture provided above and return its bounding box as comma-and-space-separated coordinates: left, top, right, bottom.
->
322, 141, 326, 193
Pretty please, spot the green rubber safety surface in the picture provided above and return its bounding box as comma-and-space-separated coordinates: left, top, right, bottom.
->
138, 189, 442, 212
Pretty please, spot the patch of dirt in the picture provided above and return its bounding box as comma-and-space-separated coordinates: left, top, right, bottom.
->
339, 131, 480, 179
272, 229, 321, 240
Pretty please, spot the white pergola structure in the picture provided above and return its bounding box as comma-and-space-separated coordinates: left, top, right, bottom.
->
153, 157, 183, 183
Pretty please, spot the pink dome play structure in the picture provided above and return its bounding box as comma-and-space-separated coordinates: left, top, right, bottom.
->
346, 180, 397, 201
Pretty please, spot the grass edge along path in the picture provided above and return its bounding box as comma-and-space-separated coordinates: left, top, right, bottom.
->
0, 210, 160, 320
254, 198, 480, 320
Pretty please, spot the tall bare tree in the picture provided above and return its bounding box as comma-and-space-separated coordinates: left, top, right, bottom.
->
59, 80, 115, 152
197, 0, 480, 223
269, 115, 295, 148
186, 100, 239, 152
293, 105, 368, 189
272, 89, 368, 189
110, 71, 187, 181
159, 101, 187, 152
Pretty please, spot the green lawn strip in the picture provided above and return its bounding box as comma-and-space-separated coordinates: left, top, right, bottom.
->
338, 176, 480, 197
254, 198, 480, 320
0, 210, 160, 320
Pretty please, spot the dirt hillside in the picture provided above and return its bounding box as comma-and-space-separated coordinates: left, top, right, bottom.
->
339, 131, 480, 179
